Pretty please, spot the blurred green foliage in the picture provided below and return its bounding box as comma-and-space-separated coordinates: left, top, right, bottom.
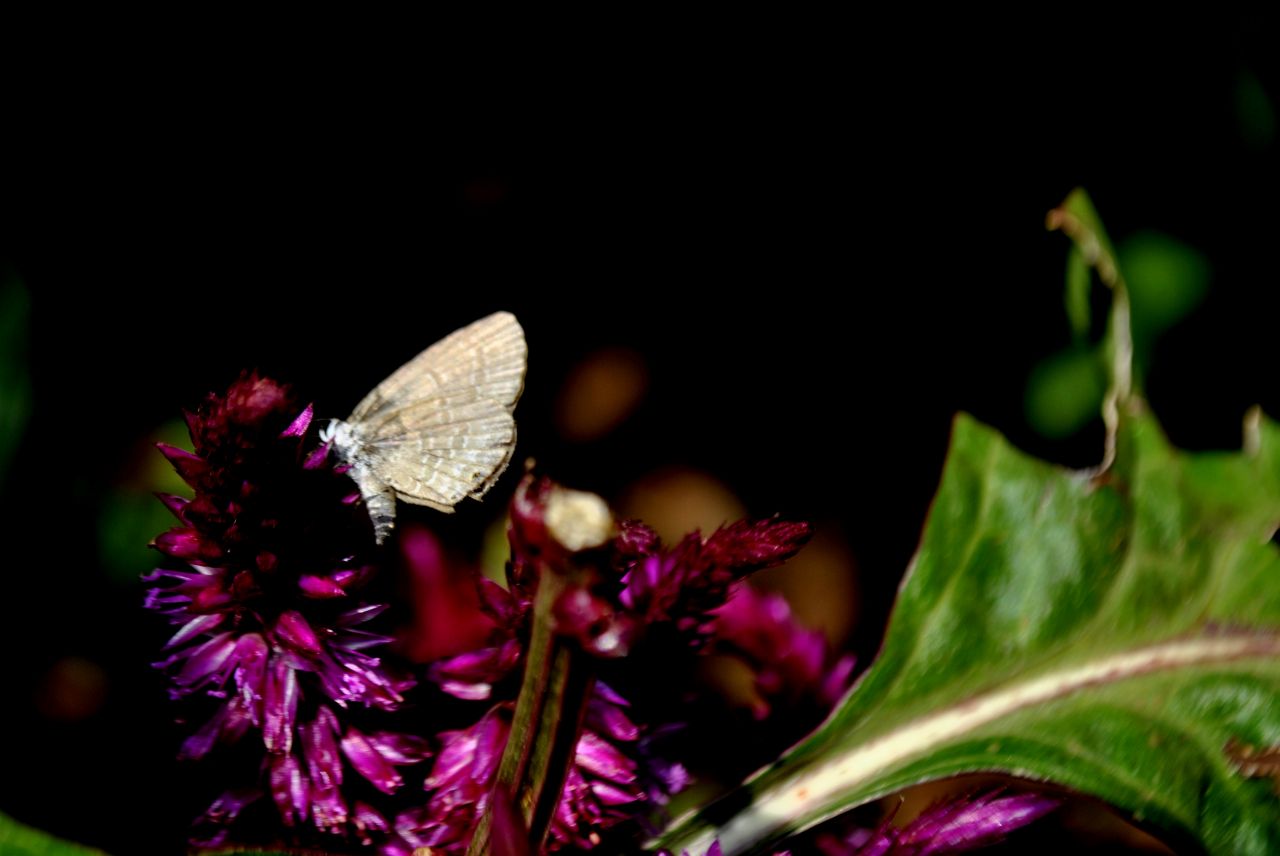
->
1236, 70, 1277, 150
96, 419, 192, 585
0, 272, 31, 487
1122, 231, 1211, 377
1024, 346, 1107, 439
0, 811, 103, 855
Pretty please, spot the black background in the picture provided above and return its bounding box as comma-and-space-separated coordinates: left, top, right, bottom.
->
2, 16, 1278, 853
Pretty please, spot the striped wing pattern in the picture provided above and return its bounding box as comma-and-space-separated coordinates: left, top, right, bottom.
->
351, 312, 526, 511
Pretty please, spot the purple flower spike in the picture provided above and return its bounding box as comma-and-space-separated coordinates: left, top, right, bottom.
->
145, 373, 423, 848
615, 517, 812, 637
507, 473, 812, 652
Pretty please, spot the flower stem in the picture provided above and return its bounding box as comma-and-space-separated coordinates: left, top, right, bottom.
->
468, 564, 596, 854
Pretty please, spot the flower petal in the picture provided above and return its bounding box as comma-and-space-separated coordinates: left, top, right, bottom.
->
262, 657, 299, 754
274, 610, 322, 655
268, 753, 309, 827
342, 726, 404, 794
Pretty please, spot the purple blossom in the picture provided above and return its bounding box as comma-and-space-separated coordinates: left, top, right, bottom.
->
144, 374, 427, 849
816, 791, 1061, 855
406, 686, 687, 854
149, 390, 855, 854
427, 577, 526, 701
406, 474, 837, 852
505, 474, 813, 658
710, 583, 856, 719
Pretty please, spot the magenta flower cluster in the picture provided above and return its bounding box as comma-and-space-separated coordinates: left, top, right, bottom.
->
145, 374, 1053, 855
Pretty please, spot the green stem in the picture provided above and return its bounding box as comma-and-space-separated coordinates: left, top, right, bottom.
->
467, 567, 595, 855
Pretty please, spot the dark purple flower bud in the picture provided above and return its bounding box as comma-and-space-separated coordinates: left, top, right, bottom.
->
335, 602, 390, 627
615, 519, 660, 559
478, 577, 524, 626
575, 731, 638, 784
342, 725, 405, 794
303, 441, 332, 470
173, 631, 237, 688
429, 639, 523, 700
617, 553, 669, 613
508, 474, 553, 550
156, 491, 190, 521
553, 586, 637, 657
262, 656, 298, 753
817, 790, 1060, 855
279, 402, 314, 438
268, 753, 310, 827
156, 442, 208, 483
312, 645, 411, 710
230, 633, 269, 720
353, 800, 390, 845
311, 784, 349, 836
585, 685, 640, 742
154, 527, 221, 562
298, 574, 349, 598
163, 613, 225, 650
302, 706, 344, 793
362, 730, 432, 765
274, 610, 322, 655
902, 791, 1059, 854
699, 519, 812, 575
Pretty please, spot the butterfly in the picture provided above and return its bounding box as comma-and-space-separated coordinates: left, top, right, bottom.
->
320, 311, 527, 544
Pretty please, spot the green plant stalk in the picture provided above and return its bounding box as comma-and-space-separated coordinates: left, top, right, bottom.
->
467, 566, 595, 855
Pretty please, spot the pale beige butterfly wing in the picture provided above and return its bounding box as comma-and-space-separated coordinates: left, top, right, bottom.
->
350, 312, 526, 512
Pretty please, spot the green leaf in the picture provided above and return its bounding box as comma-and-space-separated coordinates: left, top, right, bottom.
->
1047, 188, 1122, 293
0, 811, 106, 856
657, 408, 1280, 855
655, 193, 1280, 855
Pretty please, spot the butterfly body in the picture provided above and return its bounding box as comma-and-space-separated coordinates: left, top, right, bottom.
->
322, 311, 527, 543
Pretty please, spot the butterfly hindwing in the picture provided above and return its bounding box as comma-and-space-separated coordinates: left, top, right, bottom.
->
363, 393, 518, 509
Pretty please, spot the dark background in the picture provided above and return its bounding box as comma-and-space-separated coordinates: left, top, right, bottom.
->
1, 17, 1278, 854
